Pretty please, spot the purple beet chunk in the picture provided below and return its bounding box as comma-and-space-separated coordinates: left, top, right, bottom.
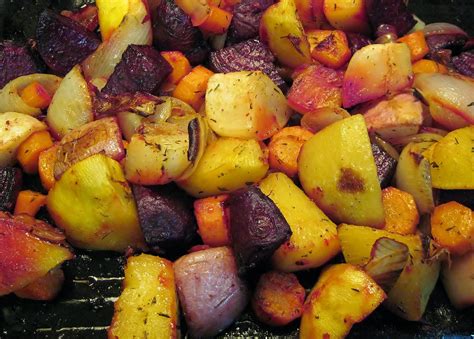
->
102, 45, 172, 95
152, 0, 209, 65
0, 41, 41, 89
209, 39, 286, 90
228, 186, 292, 274
426, 34, 468, 54
452, 50, 474, 77
371, 142, 397, 188
132, 184, 198, 256
366, 0, 416, 36
0, 167, 22, 212
227, 0, 274, 43
36, 10, 100, 76
346, 33, 373, 55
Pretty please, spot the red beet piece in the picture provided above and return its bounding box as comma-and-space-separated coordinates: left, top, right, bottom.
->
228, 186, 292, 274
36, 10, 100, 76
452, 50, 474, 77
0, 167, 22, 213
209, 39, 286, 90
102, 45, 172, 96
152, 0, 210, 65
0, 41, 41, 88
132, 184, 198, 256
371, 142, 397, 188
346, 33, 373, 55
227, 0, 274, 43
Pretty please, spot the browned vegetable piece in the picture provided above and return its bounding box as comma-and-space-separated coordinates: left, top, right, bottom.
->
0, 212, 73, 296
252, 271, 305, 326
54, 117, 125, 180
14, 268, 65, 301
132, 184, 198, 256
228, 186, 292, 273
0, 167, 22, 212
174, 247, 248, 338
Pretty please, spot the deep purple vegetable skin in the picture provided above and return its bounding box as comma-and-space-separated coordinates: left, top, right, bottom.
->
132, 184, 198, 256
209, 39, 287, 90
426, 34, 468, 54
228, 186, 292, 274
452, 50, 474, 77
36, 10, 100, 76
371, 142, 397, 189
152, 0, 210, 65
366, 0, 416, 36
0, 41, 41, 89
102, 45, 172, 96
0, 167, 23, 213
346, 33, 373, 55
227, 0, 274, 43
174, 247, 249, 338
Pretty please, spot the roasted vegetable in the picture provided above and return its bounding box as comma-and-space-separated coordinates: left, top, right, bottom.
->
342, 43, 413, 108
300, 263, 386, 338
323, 0, 370, 34
48, 154, 144, 251
0, 167, 22, 213
208, 39, 286, 90
0, 112, 47, 167
338, 224, 440, 321
259, 0, 311, 68
346, 32, 372, 54
300, 107, 350, 133
205, 71, 290, 140
194, 194, 231, 247
36, 10, 100, 75
227, 186, 292, 273
53, 117, 125, 180
177, 137, 269, 198
0, 212, 73, 296
102, 44, 172, 95
133, 184, 198, 256
299, 114, 385, 228
0, 41, 41, 89
16, 130, 54, 174
371, 141, 398, 188
153, 0, 210, 65
227, 0, 274, 43
252, 271, 305, 326
108, 254, 179, 339
431, 201, 473, 256
287, 64, 343, 114
442, 251, 474, 309
259, 173, 340, 272
96, 0, 128, 40
0, 74, 61, 117
428, 126, 474, 189
307, 29, 352, 69
452, 50, 474, 77
382, 187, 419, 235
14, 267, 65, 301
174, 247, 248, 338
47, 65, 93, 139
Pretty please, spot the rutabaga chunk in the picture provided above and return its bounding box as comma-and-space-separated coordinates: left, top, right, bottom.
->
228, 186, 292, 273
174, 247, 248, 338
342, 43, 413, 108
205, 71, 290, 140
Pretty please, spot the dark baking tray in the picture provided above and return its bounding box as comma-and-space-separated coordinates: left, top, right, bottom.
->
1, 1, 473, 338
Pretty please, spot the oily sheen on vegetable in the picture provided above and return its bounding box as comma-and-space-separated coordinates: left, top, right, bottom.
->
0, 0, 473, 337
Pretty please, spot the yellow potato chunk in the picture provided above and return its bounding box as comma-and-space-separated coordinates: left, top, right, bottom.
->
259, 172, 340, 272
48, 154, 144, 251
108, 254, 179, 339
300, 264, 386, 339
298, 114, 385, 228
177, 137, 269, 198
338, 224, 440, 321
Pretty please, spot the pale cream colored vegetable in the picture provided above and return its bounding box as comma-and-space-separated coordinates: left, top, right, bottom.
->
205, 71, 291, 140
0, 74, 61, 117
47, 65, 93, 139
0, 112, 46, 167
